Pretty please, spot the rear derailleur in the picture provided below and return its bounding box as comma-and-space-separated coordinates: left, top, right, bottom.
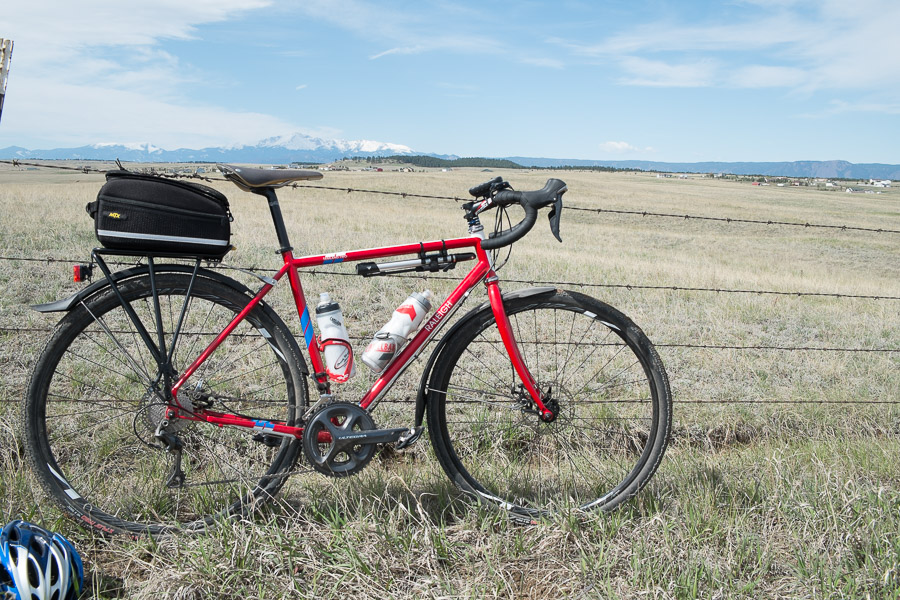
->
154, 420, 185, 489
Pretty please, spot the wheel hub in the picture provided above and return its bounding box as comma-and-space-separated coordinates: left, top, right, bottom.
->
513, 383, 560, 422
140, 386, 192, 433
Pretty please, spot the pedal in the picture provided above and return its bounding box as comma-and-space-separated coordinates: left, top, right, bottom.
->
395, 426, 424, 450
252, 432, 283, 447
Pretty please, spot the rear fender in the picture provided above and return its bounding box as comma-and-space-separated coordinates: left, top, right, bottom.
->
31, 263, 310, 376
31, 264, 239, 313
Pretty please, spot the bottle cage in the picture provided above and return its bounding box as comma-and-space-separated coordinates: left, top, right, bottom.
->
317, 336, 355, 383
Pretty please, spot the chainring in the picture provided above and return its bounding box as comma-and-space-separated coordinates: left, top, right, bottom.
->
302, 401, 377, 477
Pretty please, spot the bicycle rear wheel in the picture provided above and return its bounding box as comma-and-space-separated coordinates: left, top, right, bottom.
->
426, 289, 671, 520
24, 271, 307, 536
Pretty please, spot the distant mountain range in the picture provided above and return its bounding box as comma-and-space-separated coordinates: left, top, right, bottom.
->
0, 133, 415, 165
2, 133, 898, 179
507, 157, 900, 180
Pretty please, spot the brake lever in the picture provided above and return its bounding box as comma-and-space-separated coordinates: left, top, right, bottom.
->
468, 176, 503, 198
490, 180, 512, 196
548, 194, 563, 242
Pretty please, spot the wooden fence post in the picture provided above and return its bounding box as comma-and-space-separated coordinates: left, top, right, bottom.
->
0, 39, 14, 124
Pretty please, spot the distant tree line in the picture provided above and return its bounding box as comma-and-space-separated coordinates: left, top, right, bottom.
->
352, 155, 524, 169
347, 155, 649, 171
537, 164, 635, 173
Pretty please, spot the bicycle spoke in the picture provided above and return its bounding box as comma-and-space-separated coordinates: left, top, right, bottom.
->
27, 273, 305, 534
430, 294, 670, 517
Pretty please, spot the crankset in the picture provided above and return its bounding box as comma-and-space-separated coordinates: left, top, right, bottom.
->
301, 401, 421, 477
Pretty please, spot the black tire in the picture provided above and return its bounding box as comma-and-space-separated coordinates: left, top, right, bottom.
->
426, 290, 671, 519
24, 272, 307, 536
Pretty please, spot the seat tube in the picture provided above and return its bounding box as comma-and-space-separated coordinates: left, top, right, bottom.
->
484, 276, 552, 418
283, 250, 329, 392
258, 187, 328, 391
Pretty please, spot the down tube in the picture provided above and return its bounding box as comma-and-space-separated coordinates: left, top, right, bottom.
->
359, 257, 491, 409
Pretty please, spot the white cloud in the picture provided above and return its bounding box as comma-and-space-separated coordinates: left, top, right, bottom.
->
729, 65, 808, 88
296, 0, 504, 59
0, 76, 323, 149
2, 1, 272, 65
804, 99, 900, 117
0, 1, 301, 148
370, 46, 427, 60
618, 57, 717, 87
599, 141, 652, 154
565, 20, 800, 56
557, 0, 900, 97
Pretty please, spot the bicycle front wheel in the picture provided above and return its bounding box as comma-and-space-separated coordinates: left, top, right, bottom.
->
426, 289, 671, 520
24, 272, 307, 536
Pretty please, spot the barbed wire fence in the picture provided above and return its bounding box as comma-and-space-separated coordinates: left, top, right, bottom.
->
1, 161, 898, 410
5, 158, 899, 234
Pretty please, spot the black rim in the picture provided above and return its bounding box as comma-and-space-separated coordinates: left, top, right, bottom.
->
430, 295, 668, 517
26, 275, 303, 534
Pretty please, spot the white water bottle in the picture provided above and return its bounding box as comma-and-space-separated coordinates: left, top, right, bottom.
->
315, 293, 356, 382
361, 290, 433, 373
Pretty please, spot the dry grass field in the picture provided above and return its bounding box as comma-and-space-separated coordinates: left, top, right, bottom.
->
1, 161, 898, 598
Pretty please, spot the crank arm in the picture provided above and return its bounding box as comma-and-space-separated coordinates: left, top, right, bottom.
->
326, 426, 414, 446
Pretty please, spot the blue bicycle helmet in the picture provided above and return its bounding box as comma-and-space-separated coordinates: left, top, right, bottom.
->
0, 520, 84, 600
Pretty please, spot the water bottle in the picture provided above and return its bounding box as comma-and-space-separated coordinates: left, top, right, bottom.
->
361, 290, 433, 373
315, 293, 356, 382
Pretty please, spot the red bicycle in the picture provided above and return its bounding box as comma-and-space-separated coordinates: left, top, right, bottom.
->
24, 165, 672, 535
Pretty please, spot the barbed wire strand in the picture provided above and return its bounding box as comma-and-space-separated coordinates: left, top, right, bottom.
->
2, 325, 897, 354
0, 255, 897, 302
3, 159, 899, 235
287, 183, 900, 235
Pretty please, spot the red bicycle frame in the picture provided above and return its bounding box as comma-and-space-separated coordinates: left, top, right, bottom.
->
166, 230, 552, 439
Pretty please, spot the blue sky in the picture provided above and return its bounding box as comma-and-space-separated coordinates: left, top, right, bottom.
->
1, 0, 899, 162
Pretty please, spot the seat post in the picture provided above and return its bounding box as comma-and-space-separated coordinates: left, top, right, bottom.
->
256, 187, 293, 253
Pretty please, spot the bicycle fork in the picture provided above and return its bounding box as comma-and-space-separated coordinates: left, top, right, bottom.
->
484, 277, 558, 423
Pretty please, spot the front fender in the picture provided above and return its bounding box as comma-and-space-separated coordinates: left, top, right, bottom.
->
413, 286, 557, 427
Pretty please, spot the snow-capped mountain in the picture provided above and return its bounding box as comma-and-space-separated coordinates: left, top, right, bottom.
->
0, 133, 416, 163
254, 132, 413, 155
2, 135, 899, 178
